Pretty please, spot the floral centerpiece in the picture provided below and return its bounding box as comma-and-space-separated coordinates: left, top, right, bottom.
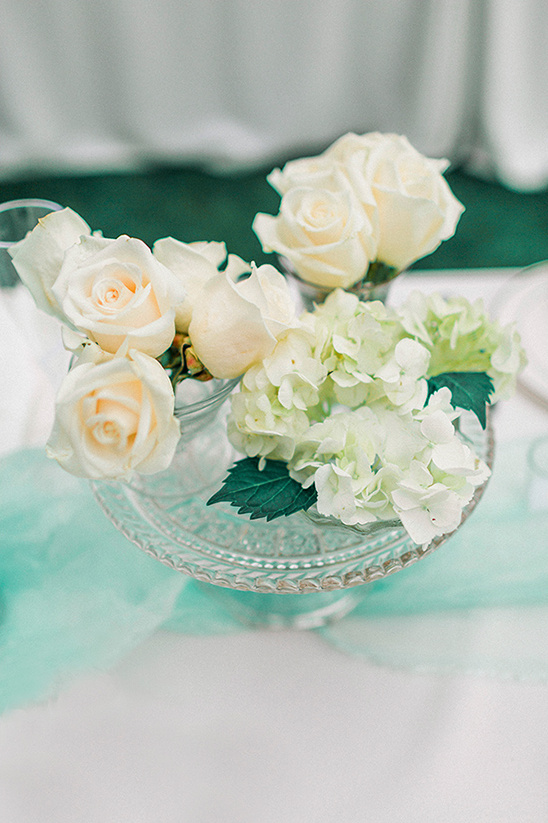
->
8, 134, 526, 551
252, 132, 464, 301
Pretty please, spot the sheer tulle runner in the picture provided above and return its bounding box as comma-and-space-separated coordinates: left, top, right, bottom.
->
1, 438, 547, 714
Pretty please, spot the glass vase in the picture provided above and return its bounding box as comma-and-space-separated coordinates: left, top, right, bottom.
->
0, 199, 63, 288
277, 255, 398, 312
125, 375, 240, 502
92, 406, 494, 630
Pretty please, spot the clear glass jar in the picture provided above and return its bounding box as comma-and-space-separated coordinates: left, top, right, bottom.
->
277, 255, 396, 312
0, 198, 63, 288
124, 376, 240, 502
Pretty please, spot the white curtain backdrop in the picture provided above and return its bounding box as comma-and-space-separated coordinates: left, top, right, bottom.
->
1, 0, 547, 190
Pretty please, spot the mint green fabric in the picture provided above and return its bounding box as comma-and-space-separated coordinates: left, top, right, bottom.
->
1, 439, 547, 715
0, 450, 237, 714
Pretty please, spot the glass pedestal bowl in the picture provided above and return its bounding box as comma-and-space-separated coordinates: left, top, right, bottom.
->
92, 382, 494, 630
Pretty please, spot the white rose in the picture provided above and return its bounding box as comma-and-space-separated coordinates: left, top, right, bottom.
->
52, 234, 186, 357
267, 154, 340, 196
335, 132, 464, 271
253, 175, 377, 289
8, 207, 92, 320
189, 263, 296, 379
153, 237, 250, 332
326, 132, 379, 161
46, 350, 180, 479
267, 135, 376, 202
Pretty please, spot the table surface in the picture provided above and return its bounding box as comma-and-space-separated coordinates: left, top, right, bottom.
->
1, 269, 548, 823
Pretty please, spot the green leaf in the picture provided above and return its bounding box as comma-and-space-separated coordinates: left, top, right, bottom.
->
207, 457, 318, 521
426, 371, 494, 428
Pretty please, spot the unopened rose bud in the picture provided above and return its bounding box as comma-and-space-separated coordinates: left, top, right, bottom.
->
183, 342, 213, 380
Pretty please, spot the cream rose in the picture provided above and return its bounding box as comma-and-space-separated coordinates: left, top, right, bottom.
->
46, 350, 180, 479
333, 132, 464, 271
253, 175, 377, 289
8, 207, 92, 320
152, 237, 250, 332
189, 263, 296, 379
267, 154, 340, 196
52, 234, 186, 357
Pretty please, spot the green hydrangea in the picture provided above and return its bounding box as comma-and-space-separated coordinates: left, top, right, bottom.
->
398, 291, 527, 400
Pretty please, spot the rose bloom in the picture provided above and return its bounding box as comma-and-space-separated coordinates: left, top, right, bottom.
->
266, 155, 340, 196
152, 237, 250, 332
53, 234, 186, 357
329, 132, 464, 271
189, 263, 296, 379
9, 207, 92, 320
46, 350, 180, 480
253, 172, 377, 289
257, 132, 464, 279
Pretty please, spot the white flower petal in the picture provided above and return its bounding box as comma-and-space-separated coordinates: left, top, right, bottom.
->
9, 207, 92, 320
189, 265, 296, 379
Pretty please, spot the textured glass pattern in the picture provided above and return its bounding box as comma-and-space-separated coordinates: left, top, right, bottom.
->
92, 390, 494, 594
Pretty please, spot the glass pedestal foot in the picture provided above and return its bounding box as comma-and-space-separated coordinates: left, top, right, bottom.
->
199, 584, 368, 630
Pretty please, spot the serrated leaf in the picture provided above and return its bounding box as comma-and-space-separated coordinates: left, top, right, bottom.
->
426, 371, 494, 428
207, 457, 318, 521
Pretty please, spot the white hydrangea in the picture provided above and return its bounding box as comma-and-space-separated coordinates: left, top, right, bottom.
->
391, 479, 464, 546
289, 407, 400, 526
374, 337, 430, 412
311, 289, 404, 408
287, 394, 489, 542
227, 326, 326, 462
227, 289, 507, 544
372, 402, 427, 468
289, 399, 489, 543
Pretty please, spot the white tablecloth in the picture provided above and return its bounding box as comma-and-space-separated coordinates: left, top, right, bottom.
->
1, 270, 548, 823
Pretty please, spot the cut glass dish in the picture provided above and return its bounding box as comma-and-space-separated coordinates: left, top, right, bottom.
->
92, 380, 494, 627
